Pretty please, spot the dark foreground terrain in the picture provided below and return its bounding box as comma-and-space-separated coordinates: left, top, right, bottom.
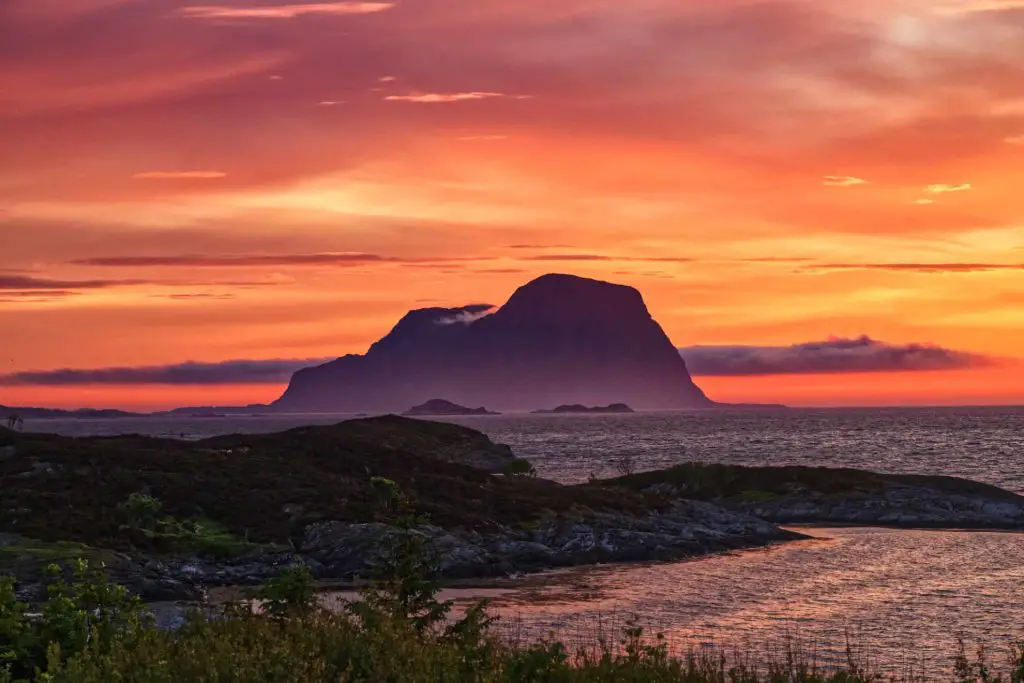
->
0, 419, 792, 601
3, 417, 1022, 602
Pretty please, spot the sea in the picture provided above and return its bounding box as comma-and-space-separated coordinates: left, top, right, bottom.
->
26, 407, 1024, 672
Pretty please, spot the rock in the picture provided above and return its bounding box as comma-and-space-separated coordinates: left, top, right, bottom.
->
404, 399, 499, 417
533, 403, 635, 414
273, 274, 714, 413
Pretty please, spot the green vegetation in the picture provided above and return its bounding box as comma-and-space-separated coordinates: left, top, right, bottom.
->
117, 492, 259, 559
503, 459, 538, 479
3, 482, 1023, 683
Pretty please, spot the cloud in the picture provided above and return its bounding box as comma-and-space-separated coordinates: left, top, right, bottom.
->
680, 336, 991, 376
914, 198, 936, 205
71, 253, 485, 268
822, 175, 869, 187
0, 275, 141, 290
432, 304, 496, 326
178, 2, 394, 20
507, 244, 574, 250
154, 293, 238, 300
385, 92, 527, 103
1005, 135, 1024, 145
0, 358, 332, 386
522, 254, 695, 263
378, 76, 397, 82
131, 171, 227, 180
934, 0, 1024, 15
807, 262, 1024, 273
925, 183, 972, 194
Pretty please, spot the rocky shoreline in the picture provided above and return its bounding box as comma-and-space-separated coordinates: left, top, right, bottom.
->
4, 419, 1023, 605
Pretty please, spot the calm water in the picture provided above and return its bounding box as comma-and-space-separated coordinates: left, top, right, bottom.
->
27, 407, 1024, 492
358, 526, 1021, 675
27, 408, 1024, 666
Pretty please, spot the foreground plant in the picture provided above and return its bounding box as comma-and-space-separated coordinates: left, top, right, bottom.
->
3, 480, 1022, 683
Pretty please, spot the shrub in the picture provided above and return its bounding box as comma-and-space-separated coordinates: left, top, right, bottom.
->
0, 559, 144, 681
503, 459, 538, 479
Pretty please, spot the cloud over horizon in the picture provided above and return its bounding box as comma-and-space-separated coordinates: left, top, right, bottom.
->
178, 2, 394, 20
680, 336, 993, 376
0, 358, 332, 386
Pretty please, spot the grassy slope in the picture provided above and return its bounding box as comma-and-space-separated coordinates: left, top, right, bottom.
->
0, 418, 667, 551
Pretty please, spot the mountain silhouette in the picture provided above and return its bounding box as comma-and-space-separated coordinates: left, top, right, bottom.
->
274, 273, 714, 412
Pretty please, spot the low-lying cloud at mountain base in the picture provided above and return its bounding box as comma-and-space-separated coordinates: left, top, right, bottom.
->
680, 336, 992, 376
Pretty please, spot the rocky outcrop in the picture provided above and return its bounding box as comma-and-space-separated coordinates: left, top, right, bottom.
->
274, 274, 713, 413
404, 399, 499, 417
727, 486, 1024, 529
533, 403, 635, 414
620, 464, 1024, 531
298, 502, 799, 580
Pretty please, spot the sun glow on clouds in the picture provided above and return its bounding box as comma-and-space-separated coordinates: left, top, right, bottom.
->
823, 176, 869, 187
6, 0, 1024, 408
385, 93, 530, 103
178, 2, 394, 19
925, 183, 972, 194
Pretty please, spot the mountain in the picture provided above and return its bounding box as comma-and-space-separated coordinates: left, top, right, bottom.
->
274, 273, 714, 413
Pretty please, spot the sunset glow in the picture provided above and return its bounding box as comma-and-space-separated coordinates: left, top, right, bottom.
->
3, 0, 1024, 409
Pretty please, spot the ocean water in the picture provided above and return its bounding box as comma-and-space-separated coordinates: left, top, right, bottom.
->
27, 407, 1024, 493
26, 408, 1024, 666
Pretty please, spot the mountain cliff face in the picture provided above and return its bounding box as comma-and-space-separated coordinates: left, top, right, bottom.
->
274, 274, 713, 412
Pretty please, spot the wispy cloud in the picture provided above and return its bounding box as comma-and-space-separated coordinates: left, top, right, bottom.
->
522, 254, 695, 263
925, 183, 972, 194
71, 253, 488, 268
131, 171, 227, 180
385, 92, 528, 103
933, 0, 1024, 15
0, 275, 143, 291
822, 175, 869, 187
178, 2, 393, 19
0, 358, 332, 386
914, 198, 936, 205
457, 135, 509, 141
807, 262, 1024, 273
1005, 135, 1024, 145
680, 336, 991, 376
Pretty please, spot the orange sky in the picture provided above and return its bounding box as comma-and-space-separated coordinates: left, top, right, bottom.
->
2, 0, 1024, 410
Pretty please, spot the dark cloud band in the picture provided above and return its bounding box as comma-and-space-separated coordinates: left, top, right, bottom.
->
680, 336, 992, 376
0, 358, 332, 386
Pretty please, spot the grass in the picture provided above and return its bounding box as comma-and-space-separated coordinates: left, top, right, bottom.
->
32, 606, 1024, 683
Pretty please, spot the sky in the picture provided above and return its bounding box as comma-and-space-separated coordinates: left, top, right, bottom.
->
2, 0, 1024, 410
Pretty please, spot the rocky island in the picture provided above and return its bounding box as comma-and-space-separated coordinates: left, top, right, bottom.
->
533, 403, 635, 414
607, 463, 1024, 529
274, 274, 714, 413
404, 399, 500, 416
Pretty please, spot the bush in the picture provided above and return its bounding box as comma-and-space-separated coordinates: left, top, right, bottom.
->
0, 559, 144, 681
